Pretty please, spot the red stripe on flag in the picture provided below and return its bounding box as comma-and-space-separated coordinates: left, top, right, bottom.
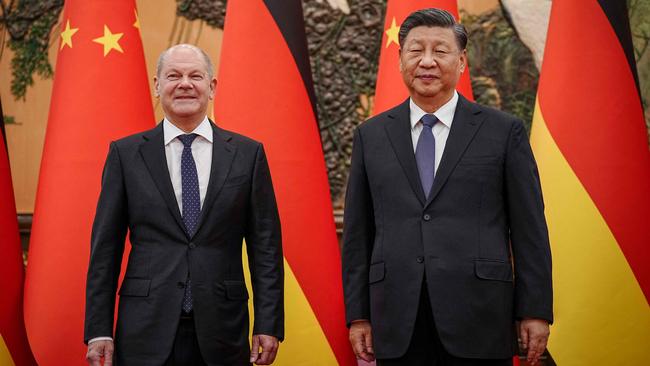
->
0, 121, 36, 366
538, 0, 650, 299
216, 1, 356, 364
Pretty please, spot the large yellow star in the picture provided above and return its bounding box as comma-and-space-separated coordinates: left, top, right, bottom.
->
133, 9, 140, 29
60, 20, 79, 50
385, 17, 400, 48
93, 25, 124, 56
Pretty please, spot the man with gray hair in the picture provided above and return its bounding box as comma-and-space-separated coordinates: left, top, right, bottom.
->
84, 44, 284, 366
342, 8, 552, 366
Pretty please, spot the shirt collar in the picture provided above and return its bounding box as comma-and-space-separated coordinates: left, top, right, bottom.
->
163, 116, 213, 145
409, 91, 458, 130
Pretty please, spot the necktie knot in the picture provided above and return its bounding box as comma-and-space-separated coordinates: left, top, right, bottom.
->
178, 133, 198, 148
421, 114, 438, 129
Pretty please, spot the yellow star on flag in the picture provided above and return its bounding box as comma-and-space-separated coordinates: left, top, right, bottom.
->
93, 25, 124, 57
385, 17, 400, 48
133, 9, 140, 29
60, 20, 79, 50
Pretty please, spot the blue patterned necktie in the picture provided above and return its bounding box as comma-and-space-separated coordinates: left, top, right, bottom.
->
178, 133, 200, 313
415, 114, 438, 199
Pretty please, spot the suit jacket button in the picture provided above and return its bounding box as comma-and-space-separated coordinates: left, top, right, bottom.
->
423, 214, 431, 221
189, 242, 196, 249
177, 282, 185, 289
416, 256, 424, 263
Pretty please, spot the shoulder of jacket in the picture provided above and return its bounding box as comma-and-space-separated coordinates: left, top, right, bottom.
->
112, 125, 158, 147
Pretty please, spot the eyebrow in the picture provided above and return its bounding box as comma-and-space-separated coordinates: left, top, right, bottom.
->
165, 68, 205, 75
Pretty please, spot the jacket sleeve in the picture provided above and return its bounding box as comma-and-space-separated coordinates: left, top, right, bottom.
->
245, 143, 284, 340
341, 128, 375, 326
504, 119, 553, 323
84, 142, 128, 343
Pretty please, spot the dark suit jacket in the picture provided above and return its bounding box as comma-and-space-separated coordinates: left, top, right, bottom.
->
84, 121, 284, 366
342, 96, 553, 359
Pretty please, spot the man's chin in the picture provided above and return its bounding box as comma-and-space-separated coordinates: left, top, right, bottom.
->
414, 90, 443, 99
169, 107, 201, 117
409, 82, 440, 95
167, 111, 205, 124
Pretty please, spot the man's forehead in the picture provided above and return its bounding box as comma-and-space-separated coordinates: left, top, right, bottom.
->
162, 59, 204, 69
166, 48, 202, 62
162, 50, 207, 70
404, 26, 455, 42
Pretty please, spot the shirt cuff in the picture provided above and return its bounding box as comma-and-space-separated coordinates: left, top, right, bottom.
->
88, 337, 113, 344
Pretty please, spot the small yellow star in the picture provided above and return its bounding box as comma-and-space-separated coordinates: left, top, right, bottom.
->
93, 25, 124, 56
60, 20, 79, 50
385, 17, 400, 48
133, 9, 140, 29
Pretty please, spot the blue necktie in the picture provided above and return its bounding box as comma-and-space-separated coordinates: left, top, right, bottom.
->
415, 114, 438, 199
178, 133, 200, 313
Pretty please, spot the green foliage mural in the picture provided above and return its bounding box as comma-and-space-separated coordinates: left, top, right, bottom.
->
462, 7, 539, 134
1, 0, 649, 200
0, 0, 63, 100
629, 0, 650, 143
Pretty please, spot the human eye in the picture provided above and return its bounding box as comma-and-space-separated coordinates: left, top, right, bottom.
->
166, 73, 180, 81
190, 74, 204, 81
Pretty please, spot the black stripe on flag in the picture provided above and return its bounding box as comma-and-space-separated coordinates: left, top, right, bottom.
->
597, 0, 642, 98
0, 95, 7, 151
263, 0, 318, 119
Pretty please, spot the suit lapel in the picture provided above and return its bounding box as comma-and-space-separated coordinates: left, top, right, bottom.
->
193, 122, 236, 237
425, 95, 485, 209
139, 123, 186, 234
384, 99, 427, 206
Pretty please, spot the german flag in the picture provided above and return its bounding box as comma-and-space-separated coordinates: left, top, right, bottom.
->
530, 1, 650, 364
0, 98, 36, 366
373, 0, 473, 115
214, 1, 356, 365
23, 1, 154, 364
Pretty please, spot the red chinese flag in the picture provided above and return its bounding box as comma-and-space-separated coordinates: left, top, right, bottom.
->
23, 1, 154, 364
530, 0, 650, 363
373, 0, 473, 115
215, 1, 356, 364
0, 99, 36, 366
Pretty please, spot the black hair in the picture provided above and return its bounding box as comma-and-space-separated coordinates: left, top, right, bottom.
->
398, 8, 468, 50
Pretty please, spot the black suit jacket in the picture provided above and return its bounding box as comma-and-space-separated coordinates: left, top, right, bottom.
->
342, 96, 552, 359
84, 122, 284, 366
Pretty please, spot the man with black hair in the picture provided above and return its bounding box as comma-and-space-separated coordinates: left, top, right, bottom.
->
342, 8, 552, 366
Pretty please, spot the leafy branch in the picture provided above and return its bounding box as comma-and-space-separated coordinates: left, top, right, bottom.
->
0, 0, 63, 100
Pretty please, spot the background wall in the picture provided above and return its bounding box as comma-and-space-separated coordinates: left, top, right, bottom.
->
1, 0, 649, 214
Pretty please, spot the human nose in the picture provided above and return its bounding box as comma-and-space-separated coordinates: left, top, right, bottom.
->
419, 50, 437, 68
178, 75, 194, 88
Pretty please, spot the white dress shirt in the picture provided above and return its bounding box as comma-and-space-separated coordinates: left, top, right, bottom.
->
163, 117, 213, 212
409, 91, 459, 174
88, 117, 213, 345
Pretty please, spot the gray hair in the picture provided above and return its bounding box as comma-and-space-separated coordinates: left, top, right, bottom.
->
156, 44, 215, 79
398, 8, 468, 51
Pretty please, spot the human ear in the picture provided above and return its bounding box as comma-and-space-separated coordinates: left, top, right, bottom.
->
153, 76, 160, 97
